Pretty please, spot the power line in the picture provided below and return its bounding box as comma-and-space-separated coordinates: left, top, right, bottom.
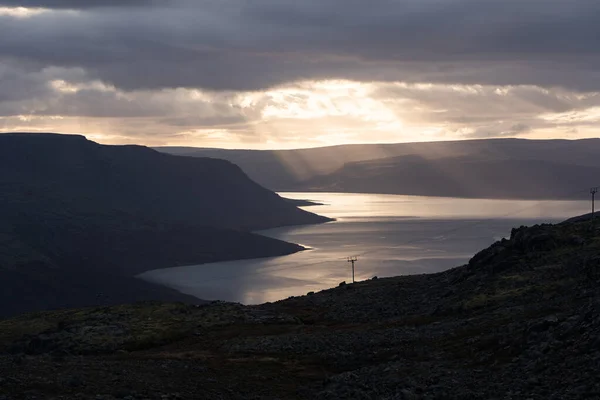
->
592, 187, 598, 226
347, 256, 357, 283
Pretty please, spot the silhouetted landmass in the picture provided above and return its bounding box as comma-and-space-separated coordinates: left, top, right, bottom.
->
1, 217, 599, 398
302, 155, 600, 199
2, 133, 329, 230
0, 133, 330, 317
159, 138, 600, 199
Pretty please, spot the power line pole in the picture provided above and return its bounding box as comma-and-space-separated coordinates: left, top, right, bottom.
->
592, 187, 598, 227
347, 256, 357, 283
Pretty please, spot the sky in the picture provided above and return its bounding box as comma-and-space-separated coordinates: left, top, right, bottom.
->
0, 1, 599, 149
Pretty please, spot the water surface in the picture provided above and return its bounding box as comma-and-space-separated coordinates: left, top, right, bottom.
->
139, 193, 590, 304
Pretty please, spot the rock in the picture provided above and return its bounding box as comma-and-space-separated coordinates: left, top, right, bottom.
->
24, 334, 55, 355
527, 377, 540, 386
339, 281, 347, 287
51, 349, 69, 362
569, 236, 586, 246
67, 375, 84, 388
10, 355, 24, 365
530, 315, 560, 332
114, 389, 133, 398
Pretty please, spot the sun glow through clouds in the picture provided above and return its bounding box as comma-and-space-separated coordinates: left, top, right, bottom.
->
539, 107, 600, 124
0, 7, 49, 17
3, 74, 600, 148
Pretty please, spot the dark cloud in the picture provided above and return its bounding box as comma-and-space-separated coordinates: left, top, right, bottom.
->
0, 63, 251, 140
0, 0, 599, 140
0, 64, 49, 102
508, 123, 531, 134
0, 63, 89, 105
0, 0, 158, 8
1, 0, 600, 93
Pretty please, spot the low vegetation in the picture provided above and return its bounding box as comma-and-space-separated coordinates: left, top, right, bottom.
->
1, 217, 599, 399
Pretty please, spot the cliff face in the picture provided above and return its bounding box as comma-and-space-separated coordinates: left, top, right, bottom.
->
0, 133, 330, 317
1, 216, 598, 399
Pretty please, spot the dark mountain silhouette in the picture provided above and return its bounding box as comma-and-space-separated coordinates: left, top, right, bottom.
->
1, 133, 328, 230
0, 133, 330, 317
158, 138, 600, 198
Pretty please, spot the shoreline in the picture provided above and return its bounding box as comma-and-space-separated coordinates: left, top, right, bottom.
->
278, 190, 590, 202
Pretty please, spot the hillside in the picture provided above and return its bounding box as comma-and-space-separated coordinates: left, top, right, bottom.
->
0, 216, 598, 399
158, 138, 600, 198
0, 133, 330, 317
1, 133, 328, 230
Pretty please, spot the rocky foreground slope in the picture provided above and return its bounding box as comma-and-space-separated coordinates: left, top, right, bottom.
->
1, 217, 599, 399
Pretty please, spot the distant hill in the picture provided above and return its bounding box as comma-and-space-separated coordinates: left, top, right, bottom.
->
301, 155, 600, 199
0, 133, 330, 317
158, 138, 600, 198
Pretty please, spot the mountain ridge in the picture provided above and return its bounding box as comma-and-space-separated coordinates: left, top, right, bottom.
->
157, 138, 600, 199
301, 154, 600, 199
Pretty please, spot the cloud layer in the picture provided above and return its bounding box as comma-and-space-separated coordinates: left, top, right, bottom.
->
0, 0, 154, 8
1, 1, 599, 147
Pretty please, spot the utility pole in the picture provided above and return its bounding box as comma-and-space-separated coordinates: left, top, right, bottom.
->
592, 187, 598, 226
347, 256, 357, 283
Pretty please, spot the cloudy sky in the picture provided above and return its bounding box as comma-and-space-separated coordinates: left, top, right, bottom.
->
1, 1, 599, 148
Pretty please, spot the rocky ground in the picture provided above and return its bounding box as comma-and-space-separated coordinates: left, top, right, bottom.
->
1, 218, 599, 399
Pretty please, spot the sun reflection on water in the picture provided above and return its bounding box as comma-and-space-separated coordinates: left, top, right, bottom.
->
140, 193, 590, 304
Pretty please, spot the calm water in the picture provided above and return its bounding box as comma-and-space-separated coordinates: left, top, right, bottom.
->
139, 193, 590, 304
